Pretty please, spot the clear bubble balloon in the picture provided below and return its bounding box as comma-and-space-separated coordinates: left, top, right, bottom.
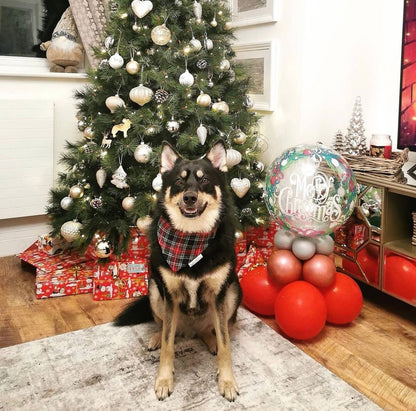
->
265, 144, 357, 236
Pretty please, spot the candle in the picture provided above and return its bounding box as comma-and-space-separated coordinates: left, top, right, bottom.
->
370, 134, 392, 159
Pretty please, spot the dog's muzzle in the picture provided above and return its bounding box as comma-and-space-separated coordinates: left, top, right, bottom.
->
180, 191, 207, 217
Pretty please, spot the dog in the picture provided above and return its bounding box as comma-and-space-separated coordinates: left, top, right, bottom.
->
115, 140, 242, 402
111, 118, 131, 138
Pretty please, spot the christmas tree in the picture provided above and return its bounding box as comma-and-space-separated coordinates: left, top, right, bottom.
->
47, 0, 269, 257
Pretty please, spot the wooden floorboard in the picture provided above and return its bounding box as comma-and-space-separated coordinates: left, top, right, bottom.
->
1, 255, 416, 410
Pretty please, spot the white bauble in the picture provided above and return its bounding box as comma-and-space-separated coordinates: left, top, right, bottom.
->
197, 124, 207, 144
152, 173, 163, 191
314, 235, 335, 255
105, 94, 125, 113
109, 52, 124, 69
230, 178, 250, 198
60, 220, 82, 242
131, 0, 153, 18
219, 59, 230, 71
60, 196, 73, 210
190, 38, 202, 51
226, 148, 242, 168
122, 196, 135, 211
129, 84, 153, 106
136, 215, 152, 233
204, 38, 213, 50
134, 142, 152, 163
151, 24, 171, 45
126, 59, 140, 74
179, 69, 194, 86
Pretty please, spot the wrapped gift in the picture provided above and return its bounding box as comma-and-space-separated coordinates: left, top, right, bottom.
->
37, 234, 69, 255
35, 261, 95, 299
237, 246, 268, 279
246, 220, 279, 249
123, 229, 151, 259
19, 242, 90, 271
93, 258, 149, 300
235, 231, 248, 272
347, 222, 368, 249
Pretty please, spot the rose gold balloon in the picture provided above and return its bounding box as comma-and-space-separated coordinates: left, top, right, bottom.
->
267, 249, 302, 286
302, 254, 336, 288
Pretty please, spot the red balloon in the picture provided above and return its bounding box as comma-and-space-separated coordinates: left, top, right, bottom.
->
302, 254, 335, 288
384, 256, 416, 301
267, 249, 302, 286
321, 272, 363, 324
343, 248, 378, 284
240, 265, 282, 316
274, 281, 327, 340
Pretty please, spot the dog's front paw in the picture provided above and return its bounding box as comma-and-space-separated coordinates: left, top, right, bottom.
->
155, 374, 174, 400
218, 373, 239, 402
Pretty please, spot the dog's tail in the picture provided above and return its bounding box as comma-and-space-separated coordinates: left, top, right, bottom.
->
113, 295, 154, 326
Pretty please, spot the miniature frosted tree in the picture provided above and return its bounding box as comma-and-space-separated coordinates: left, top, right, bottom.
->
345, 96, 367, 156
46, 0, 270, 257
332, 129, 345, 153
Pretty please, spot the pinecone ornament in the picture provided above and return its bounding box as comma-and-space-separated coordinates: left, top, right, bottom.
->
154, 89, 169, 104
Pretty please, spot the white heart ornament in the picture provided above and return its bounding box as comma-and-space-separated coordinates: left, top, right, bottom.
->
231, 178, 250, 198
131, 0, 153, 18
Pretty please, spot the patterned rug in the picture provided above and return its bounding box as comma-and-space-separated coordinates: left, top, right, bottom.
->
0, 308, 381, 410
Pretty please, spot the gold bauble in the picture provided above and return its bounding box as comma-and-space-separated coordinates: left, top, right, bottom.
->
83, 126, 93, 139
69, 185, 84, 199
126, 59, 140, 74
122, 196, 135, 211
151, 24, 171, 46
212, 100, 229, 114
224, 21, 233, 30
94, 239, 113, 258
233, 130, 247, 145
60, 220, 82, 242
197, 92, 211, 107
219, 59, 230, 71
129, 84, 153, 106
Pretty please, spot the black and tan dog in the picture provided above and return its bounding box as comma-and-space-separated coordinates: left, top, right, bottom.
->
115, 140, 242, 401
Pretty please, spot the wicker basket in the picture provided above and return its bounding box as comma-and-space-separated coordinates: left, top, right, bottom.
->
342, 148, 409, 181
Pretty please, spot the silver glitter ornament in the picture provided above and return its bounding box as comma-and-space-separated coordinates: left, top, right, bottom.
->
95, 239, 114, 258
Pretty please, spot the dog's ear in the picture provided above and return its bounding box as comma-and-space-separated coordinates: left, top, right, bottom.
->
160, 142, 181, 173
207, 140, 228, 172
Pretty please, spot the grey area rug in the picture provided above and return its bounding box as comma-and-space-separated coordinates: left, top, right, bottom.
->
0, 308, 381, 411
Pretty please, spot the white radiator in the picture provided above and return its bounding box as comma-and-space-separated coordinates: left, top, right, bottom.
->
0, 99, 54, 220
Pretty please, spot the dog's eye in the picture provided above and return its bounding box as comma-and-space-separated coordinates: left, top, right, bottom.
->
200, 176, 209, 184
175, 178, 184, 186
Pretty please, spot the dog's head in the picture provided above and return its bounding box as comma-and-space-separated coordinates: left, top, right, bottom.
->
159, 141, 228, 233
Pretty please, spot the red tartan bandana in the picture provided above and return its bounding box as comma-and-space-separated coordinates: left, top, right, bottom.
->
157, 216, 217, 272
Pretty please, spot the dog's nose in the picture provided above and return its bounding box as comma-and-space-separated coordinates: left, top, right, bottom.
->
183, 191, 198, 206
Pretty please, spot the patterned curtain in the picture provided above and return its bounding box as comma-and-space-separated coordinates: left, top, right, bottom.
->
68, 0, 109, 68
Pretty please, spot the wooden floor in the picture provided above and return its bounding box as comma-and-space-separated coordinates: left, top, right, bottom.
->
1, 255, 416, 410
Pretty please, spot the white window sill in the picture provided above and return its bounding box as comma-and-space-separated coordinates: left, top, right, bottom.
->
0, 56, 88, 79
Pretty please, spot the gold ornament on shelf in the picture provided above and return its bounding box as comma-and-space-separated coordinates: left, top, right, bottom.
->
131, 0, 153, 18
60, 220, 82, 242
129, 84, 153, 106
96, 167, 107, 188
212, 100, 229, 114
69, 185, 84, 199
105, 94, 126, 113
122, 196, 135, 211
151, 24, 171, 46
197, 91, 211, 107
126, 59, 140, 74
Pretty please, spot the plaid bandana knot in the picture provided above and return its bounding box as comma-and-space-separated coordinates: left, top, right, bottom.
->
157, 216, 217, 272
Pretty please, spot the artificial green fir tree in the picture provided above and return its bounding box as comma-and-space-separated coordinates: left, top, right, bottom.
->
47, 0, 269, 257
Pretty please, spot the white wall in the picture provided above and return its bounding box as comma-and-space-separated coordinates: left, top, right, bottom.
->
235, 0, 412, 165
0, 58, 88, 257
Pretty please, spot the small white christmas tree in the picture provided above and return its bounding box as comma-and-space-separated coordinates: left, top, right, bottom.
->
345, 96, 367, 156
332, 129, 345, 153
